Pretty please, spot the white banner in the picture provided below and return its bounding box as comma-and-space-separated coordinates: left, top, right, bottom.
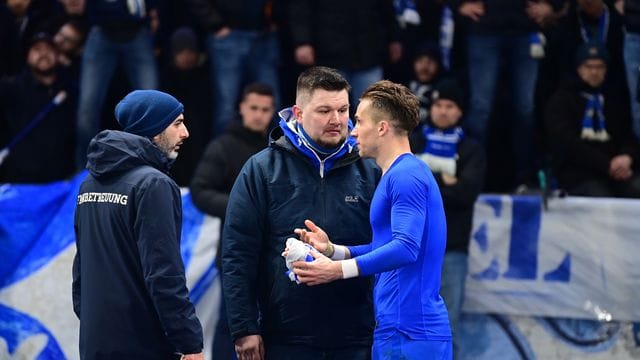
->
464, 195, 640, 321
0, 174, 220, 360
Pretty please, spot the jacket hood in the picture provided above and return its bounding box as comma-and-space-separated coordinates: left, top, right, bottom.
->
86, 130, 170, 179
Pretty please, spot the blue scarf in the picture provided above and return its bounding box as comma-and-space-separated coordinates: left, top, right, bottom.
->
580, 92, 610, 142
439, 6, 454, 70
394, 0, 421, 28
579, 6, 609, 44
278, 108, 356, 178
422, 125, 464, 158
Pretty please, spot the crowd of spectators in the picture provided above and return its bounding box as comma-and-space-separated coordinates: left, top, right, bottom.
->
3, 1, 639, 359
1, 0, 639, 197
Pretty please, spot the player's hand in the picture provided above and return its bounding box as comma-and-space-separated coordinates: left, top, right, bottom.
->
293, 251, 342, 286
294, 219, 330, 254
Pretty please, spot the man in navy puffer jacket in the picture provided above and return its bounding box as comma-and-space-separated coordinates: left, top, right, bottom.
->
222, 66, 379, 360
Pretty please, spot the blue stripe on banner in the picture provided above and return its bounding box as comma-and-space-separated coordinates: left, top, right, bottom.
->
180, 194, 205, 268
189, 262, 218, 305
543, 253, 571, 282
504, 196, 541, 280
0, 172, 85, 288
473, 223, 488, 252
0, 303, 65, 359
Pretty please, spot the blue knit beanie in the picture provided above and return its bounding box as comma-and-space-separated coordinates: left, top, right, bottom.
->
575, 41, 610, 67
115, 90, 184, 137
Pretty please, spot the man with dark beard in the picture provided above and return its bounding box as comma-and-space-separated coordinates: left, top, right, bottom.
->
0, 32, 76, 183
73, 90, 204, 359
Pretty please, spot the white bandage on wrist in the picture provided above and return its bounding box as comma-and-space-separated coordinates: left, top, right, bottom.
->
341, 259, 359, 279
331, 245, 346, 260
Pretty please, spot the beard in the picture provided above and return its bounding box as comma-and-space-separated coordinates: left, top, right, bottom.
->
154, 133, 179, 159
317, 136, 346, 149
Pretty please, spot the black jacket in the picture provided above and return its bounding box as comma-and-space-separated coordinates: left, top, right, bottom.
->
73, 130, 203, 359
187, 0, 282, 32
448, 0, 564, 35
545, 78, 640, 189
0, 69, 76, 183
160, 60, 213, 187
410, 127, 486, 252
288, 0, 399, 70
190, 122, 268, 267
222, 126, 379, 347
549, 3, 626, 90
190, 122, 268, 219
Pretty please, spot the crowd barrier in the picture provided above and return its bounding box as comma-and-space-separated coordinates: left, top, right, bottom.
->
1, 173, 639, 359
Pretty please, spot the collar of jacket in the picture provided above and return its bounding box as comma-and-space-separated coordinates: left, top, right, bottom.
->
269, 108, 360, 178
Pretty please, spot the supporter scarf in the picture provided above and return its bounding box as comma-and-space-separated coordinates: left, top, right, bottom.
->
580, 92, 610, 142
579, 6, 609, 44
417, 125, 463, 176
422, 125, 464, 157
440, 6, 454, 70
394, 0, 421, 28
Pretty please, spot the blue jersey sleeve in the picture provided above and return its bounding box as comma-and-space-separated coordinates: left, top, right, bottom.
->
347, 243, 372, 257
353, 172, 428, 276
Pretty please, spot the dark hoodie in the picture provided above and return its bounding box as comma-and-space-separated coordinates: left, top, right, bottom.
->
72, 130, 203, 359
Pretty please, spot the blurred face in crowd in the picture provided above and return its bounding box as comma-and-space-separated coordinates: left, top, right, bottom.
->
59, 0, 85, 15
54, 23, 83, 56
294, 89, 350, 148
153, 115, 189, 159
7, 0, 31, 17
28, 41, 58, 75
413, 55, 439, 84
578, 59, 607, 88
430, 99, 462, 129
173, 49, 199, 71
352, 98, 381, 159
240, 93, 275, 133
578, 0, 605, 18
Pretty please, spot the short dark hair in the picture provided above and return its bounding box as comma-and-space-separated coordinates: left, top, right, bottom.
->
360, 80, 420, 135
296, 66, 351, 105
241, 82, 275, 101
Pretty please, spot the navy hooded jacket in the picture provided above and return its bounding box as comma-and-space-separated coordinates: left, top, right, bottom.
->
222, 111, 380, 348
72, 130, 202, 359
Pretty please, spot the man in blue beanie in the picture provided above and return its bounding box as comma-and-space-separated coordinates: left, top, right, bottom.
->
73, 90, 204, 359
545, 42, 640, 198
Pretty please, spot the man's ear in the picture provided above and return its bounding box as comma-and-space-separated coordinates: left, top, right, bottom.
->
292, 105, 303, 123
378, 120, 389, 136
